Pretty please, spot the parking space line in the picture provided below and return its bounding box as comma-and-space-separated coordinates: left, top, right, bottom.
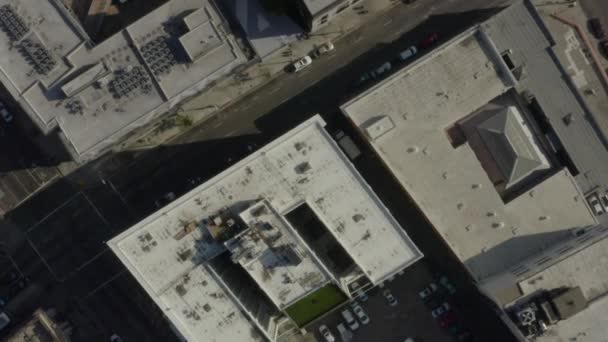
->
26, 192, 81, 233
383, 19, 393, 27
83, 192, 109, 227
25, 235, 62, 282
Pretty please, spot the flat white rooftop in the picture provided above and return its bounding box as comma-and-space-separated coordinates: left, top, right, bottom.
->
227, 201, 331, 309
0, 0, 245, 160
109, 115, 421, 342
341, 29, 595, 281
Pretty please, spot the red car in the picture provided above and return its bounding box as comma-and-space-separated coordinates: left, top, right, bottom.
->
438, 310, 458, 329
420, 32, 439, 48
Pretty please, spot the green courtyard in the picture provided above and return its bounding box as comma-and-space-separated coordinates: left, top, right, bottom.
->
285, 284, 347, 327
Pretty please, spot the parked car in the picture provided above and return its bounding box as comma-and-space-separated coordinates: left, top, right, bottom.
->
589, 18, 606, 39
600, 40, 608, 58
312, 41, 335, 58
341, 309, 360, 330
334, 130, 361, 160
351, 302, 370, 324
439, 276, 456, 295
336, 323, 353, 342
372, 62, 392, 77
418, 282, 439, 302
431, 302, 451, 318
383, 288, 398, 307
350, 281, 368, 301
588, 195, 604, 215
0, 103, 13, 123
290, 56, 313, 73
399, 46, 418, 61
420, 32, 439, 48
600, 193, 608, 211
0, 312, 9, 331
319, 325, 335, 342
438, 310, 458, 329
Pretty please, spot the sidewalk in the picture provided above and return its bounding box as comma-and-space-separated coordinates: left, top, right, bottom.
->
118, 0, 402, 150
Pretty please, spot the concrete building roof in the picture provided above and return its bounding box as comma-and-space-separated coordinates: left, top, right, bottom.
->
0, 0, 245, 161
109, 115, 421, 342
477, 106, 549, 187
5, 309, 69, 342
226, 201, 332, 309
341, 22, 596, 281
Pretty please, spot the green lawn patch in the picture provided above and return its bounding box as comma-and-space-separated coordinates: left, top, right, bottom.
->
285, 284, 347, 327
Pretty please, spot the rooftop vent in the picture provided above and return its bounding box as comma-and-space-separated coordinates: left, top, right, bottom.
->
0, 5, 29, 41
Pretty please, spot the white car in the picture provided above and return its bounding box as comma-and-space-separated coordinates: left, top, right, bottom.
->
351, 302, 370, 324
418, 282, 438, 301
337, 323, 353, 342
341, 309, 359, 330
588, 195, 604, 216
399, 46, 418, 61
290, 56, 312, 72
431, 302, 451, 318
383, 288, 398, 307
319, 324, 335, 342
312, 41, 335, 58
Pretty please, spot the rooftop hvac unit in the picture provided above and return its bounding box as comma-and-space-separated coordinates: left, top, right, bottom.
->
516, 307, 536, 326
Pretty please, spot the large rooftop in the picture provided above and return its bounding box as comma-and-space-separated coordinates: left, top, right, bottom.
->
0, 0, 245, 160
341, 12, 596, 281
109, 115, 421, 341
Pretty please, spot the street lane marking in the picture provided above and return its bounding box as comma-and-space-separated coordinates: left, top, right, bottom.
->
383, 19, 393, 27
269, 87, 280, 94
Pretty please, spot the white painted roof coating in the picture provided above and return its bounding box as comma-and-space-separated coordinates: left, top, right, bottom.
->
227, 201, 332, 309
0, 0, 245, 160
341, 29, 595, 281
109, 115, 421, 342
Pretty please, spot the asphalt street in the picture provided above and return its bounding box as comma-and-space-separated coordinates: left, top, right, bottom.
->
2, 0, 516, 340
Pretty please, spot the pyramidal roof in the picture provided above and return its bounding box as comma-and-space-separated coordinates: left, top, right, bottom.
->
477, 106, 549, 186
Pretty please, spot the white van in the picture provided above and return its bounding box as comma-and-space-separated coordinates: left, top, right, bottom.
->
341, 309, 359, 330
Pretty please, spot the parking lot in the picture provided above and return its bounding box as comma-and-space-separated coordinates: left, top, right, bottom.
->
307, 261, 463, 342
